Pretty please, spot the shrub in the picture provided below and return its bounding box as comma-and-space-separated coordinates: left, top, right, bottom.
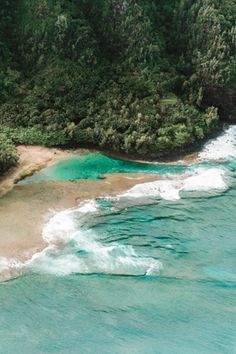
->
0, 131, 18, 173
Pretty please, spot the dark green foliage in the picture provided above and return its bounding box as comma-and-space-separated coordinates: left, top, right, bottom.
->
75, 84, 218, 155
0, 0, 235, 171
0, 130, 18, 174
177, 0, 236, 103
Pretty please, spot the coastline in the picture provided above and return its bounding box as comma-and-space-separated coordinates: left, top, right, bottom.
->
0, 171, 159, 281
0, 145, 73, 197
103, 148, 199, 165
82, 125, 226, 164
0, 122, 228, 281
0, 143, 200, 198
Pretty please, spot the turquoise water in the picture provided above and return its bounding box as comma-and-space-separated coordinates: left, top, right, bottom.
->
1, 127, 236, 353
23, 153, 187, 182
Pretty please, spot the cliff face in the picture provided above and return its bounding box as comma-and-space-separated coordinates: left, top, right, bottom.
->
0, 0, 235, 170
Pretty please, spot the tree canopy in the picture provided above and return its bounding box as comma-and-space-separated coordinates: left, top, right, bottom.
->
0, 0, 235, 172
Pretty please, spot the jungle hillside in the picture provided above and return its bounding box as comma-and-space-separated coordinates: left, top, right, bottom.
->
1, 0, 236, 173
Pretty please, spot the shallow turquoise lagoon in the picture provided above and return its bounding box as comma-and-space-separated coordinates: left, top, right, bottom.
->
23, 153, 187, 182
1, 127, 236, 353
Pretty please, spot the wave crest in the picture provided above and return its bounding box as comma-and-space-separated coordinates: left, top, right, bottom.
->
119, 168, 227, 201
31, 204, 163, 277
199, 125, 236, 161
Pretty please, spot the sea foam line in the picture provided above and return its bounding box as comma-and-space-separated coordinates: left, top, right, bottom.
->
0, 199, 162, 278
0, 200, 100, 280
199, 125, 236, 161
118, 168, 227, 201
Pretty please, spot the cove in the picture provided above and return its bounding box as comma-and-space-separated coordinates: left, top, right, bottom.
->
22, 152, 187, 183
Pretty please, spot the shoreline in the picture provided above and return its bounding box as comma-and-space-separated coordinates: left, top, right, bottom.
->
0, 172, 159, 282
102, 148, 199, 165
0, 140, 207, 283
0, 121, 229, 281
0, 142, 201, 198
0, 145, 74, 197
79, 124, 227, 164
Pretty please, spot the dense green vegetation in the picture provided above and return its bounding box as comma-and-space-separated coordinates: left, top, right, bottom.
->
0, 0, 236, 172
0, 131, 18, 174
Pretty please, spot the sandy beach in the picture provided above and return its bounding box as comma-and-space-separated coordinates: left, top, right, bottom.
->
0, 173, 158, 256
0, 144, 196, 281
0, 146, 159, 281
0, 144, 197, 198
0, 145, 73, 197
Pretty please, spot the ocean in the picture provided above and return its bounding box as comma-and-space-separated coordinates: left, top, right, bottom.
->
0, 126, 236, 353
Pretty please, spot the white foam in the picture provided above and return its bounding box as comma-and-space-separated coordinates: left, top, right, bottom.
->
120, 168, 227, 201
183, 168, 227, 191
42, 209, 76, 243
27, 200, 163, 277
0, 257, 22, 273
77, 200, 99, 213
199, 125, 236, 161
30, 239, 163, 276
42, 200, 99, 244
0, 245, 56, 281
120, 179, 182, 201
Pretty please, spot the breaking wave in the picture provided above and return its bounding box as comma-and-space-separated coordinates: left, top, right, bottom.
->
0, 201, 161, 279
199, 125, 236, 161
119, 168, 227, 201
27, 163, 229, 276
30, 202, 163, 277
